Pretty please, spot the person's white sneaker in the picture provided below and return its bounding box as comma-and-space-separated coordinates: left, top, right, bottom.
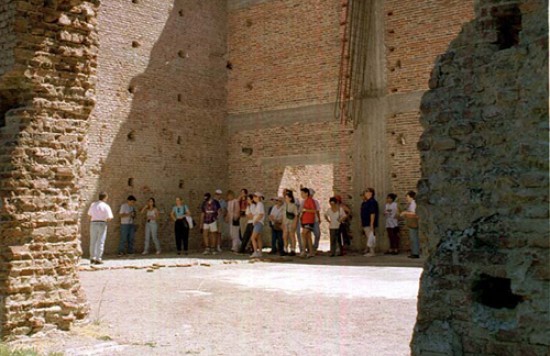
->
364, 252, 376, 257
203, 248, 210, 255
142, 251, 148, 255
250, 251, 259, 258
217, 246, 222, 253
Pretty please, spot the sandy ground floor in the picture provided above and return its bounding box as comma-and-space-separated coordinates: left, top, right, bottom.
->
8, 252, 423, 356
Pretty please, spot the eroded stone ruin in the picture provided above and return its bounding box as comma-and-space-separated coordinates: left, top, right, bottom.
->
0, 0, 548, 353
412, 1, 549, 354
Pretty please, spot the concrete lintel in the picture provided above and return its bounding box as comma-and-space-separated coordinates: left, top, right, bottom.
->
386, 91, 425, 114
228, 0, 272, 11
260, 152, 342, 168
227, 102, 335, 134
227, 91, 425, 134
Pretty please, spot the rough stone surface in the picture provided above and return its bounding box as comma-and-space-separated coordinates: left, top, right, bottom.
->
0, 0, 100, 337
412, 0, 549, 354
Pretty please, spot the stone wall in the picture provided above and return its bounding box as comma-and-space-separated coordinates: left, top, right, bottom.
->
0, 0, 99, 337
412, 0, 549, 354
80, 0, 228, 255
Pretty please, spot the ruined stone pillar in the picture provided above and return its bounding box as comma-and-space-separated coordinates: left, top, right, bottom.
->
0, 0, 99, 337
412, 0, 548, 354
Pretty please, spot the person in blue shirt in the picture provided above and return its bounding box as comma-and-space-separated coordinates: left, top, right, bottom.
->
360, 188, 379, 257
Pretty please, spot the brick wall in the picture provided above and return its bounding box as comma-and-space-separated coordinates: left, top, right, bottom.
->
384, 0, 475, 94
228, 0, 473, 251
81, 0, 228, 255
0, 0, 15, 76
0, 0, 100, 337
227, 0, 341, 114
384, 0, 474, 252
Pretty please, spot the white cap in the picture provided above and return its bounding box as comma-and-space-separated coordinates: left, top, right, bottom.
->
215, 189, 223, 194
309, 188, 315, 196
254, 192, 264, 198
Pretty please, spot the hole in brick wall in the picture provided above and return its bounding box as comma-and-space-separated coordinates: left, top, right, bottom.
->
389, 46, 395, 52
0, 93, 24, 129
132, 41, 140, 48
177, 136, 182, 145
177, 94, 182, 102
396, 59, 402, 68
127, 130, 136, 141
226, 61, 233, 70
128, 178, 134, 187
391, 173, 397, 178
178, 9, 184, 17
472, 274, 523, 309
391, 131, 396, 135
391, 88, 398, 93
241, 147, 253, 156
178, 50, 186, 58
387, 11, 393, 16
245, 82, 253, 91
128, 85, 136, 94
390, 153, 395, 157
179, 180, 184, 189
492, 5, 522, 50
246, 19, 253, 27
388, 29, 395, 34
44, 0, 56, 9
132, 0, 139, 4
390, 67, 396, 72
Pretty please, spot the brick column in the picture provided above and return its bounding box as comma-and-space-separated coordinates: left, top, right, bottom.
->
0, 0, 99, 337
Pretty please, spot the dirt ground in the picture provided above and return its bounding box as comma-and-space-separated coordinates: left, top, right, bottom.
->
8, 251, 423, 356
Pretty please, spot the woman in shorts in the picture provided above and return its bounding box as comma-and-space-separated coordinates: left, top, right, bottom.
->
249, 192, 265, 258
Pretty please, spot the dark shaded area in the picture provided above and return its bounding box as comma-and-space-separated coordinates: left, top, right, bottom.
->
472, 273, 523, 309
492, 4, 522, 50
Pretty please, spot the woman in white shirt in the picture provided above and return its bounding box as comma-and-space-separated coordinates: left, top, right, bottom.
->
141, 198, 161, 255
324, 197, 346, 257
249, 192, 265, 258
238, 194, 255, 254
384, 193, 400, 255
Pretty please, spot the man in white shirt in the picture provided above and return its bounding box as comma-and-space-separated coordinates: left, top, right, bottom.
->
118, 195, 137, 257
88, 192, 114, 264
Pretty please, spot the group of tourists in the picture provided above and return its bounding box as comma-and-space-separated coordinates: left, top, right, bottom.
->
86, 187, 418, 264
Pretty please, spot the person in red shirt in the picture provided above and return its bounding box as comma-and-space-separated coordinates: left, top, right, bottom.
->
299, 187, 316, 258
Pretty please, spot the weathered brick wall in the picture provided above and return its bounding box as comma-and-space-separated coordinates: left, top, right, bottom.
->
81, 0, 228, 255
384, 0, 475, 195
227, 0, 341, 114
227, 0, 349, 245
228, 0, 473, 252
0, 0, 99, 337
412, 0, 549, 354
0, 0, 16, 76
228, 121, 354, 242
385, 0, 475, 94
384, 0, 474, 252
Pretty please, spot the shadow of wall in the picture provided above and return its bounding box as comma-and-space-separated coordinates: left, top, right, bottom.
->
412, 1, 548, 353
80, 0, 228, 256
